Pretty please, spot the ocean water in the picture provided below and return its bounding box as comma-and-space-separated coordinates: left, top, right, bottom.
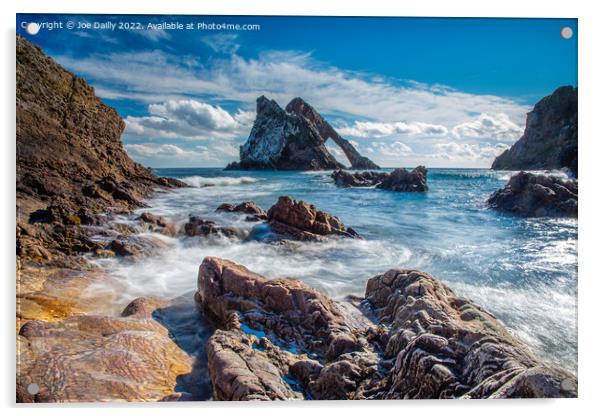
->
92, 168, 578, 375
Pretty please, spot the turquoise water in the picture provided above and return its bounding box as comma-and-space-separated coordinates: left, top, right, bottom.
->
97, 167, 578, 374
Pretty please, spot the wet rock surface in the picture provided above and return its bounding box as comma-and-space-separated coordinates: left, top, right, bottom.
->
266, 196, 360, 241
488, 172, 578, 217
216, 201, 267, 221
492, 86, 578, 177
332, 166, 428, 192
18, 294, 214, 403
184, 216, 249, 239
226, 96, 378, 171
196, 257, 577, 400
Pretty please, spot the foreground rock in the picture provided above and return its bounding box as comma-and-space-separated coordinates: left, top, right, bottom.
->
225, 96, 378, 171
332, 166, 428, 192
17, 298, 195, 402
266, 196, 360, 241
197, 257, 577, 400
488, 172, 578, 217
492, 86, 578, 177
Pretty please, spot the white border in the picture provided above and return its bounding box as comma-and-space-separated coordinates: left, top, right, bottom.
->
2, 1, 601, 415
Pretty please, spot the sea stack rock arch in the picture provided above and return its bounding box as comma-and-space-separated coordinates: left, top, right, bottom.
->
225, 96, 379, 171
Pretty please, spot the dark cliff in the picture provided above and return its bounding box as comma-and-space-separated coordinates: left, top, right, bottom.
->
492, 86, 577, 176
16, 36, 183, 259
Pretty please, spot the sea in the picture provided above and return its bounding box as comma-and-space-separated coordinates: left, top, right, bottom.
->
90, 167, 578, 377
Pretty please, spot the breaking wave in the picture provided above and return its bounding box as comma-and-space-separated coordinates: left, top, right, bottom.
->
181, 175, 261, 187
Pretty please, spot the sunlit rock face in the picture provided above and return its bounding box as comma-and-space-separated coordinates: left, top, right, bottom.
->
226, 96, 378, 171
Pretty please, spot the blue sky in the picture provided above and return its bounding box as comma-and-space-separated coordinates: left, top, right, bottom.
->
17, 14, 577, 168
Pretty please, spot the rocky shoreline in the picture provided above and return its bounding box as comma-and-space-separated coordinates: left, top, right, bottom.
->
16, 35, 577, 402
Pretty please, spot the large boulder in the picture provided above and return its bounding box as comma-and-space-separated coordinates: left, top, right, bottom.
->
266, 196, 360, 241
487, 172, 578, 217
331, 166, 428, 192
492, 86, 578, 177
226, 96, 378, 171
196, 257, 577, 400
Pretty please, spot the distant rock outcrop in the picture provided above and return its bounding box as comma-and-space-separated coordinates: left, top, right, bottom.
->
225, 96, 379, 171
488, 172, 577, 217
16, 36, 184, 260
492, 86, 578, 177
332, 166, 428, 192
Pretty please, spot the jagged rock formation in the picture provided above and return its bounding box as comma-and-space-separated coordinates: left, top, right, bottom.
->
492, 86, 578, 177
488, 172, 578, 217
332, 166, 428, 192
225, 96, 379, 171
267, 196, 360, 241
16, 36, 184, 262
285, 98, 379, 170
197, 257, 577, 400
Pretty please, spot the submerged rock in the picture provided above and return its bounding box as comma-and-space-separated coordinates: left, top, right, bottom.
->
331, 166, 428, 192
492, 86, 578, 177
184, 216, 248, 239
216, 201, 267, 221
487, 171, 577, 217
226, 96, 378, 171
266, 196, 360, 241
196, 257, 577, 400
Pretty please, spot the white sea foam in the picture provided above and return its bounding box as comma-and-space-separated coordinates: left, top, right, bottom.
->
181, 175, 261, 187
88, 168, 577, 374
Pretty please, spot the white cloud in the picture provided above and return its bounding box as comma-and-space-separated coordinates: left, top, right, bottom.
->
136, 28, 171, 42
338, 120, 448, 138
125, 143, 199, 158
55, 49, 530, 128
430, 142, 510, 162
202, 33, 240, 54
52, 47, 531, 168
366, 141, 413, 157
451, 113, 523, 143
124, 99, 253, 140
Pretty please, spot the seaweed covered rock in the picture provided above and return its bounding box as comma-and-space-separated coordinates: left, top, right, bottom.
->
266, 196, 360, 241
487, 172, 578, 217
196, 257, 577, 401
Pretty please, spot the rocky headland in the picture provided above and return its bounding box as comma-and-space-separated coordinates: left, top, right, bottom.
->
225, 96, 379, 171
492, 86, 578, 177
331, 166, 428, 192
16, 35, 185, 265
488, 172, 578, 218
